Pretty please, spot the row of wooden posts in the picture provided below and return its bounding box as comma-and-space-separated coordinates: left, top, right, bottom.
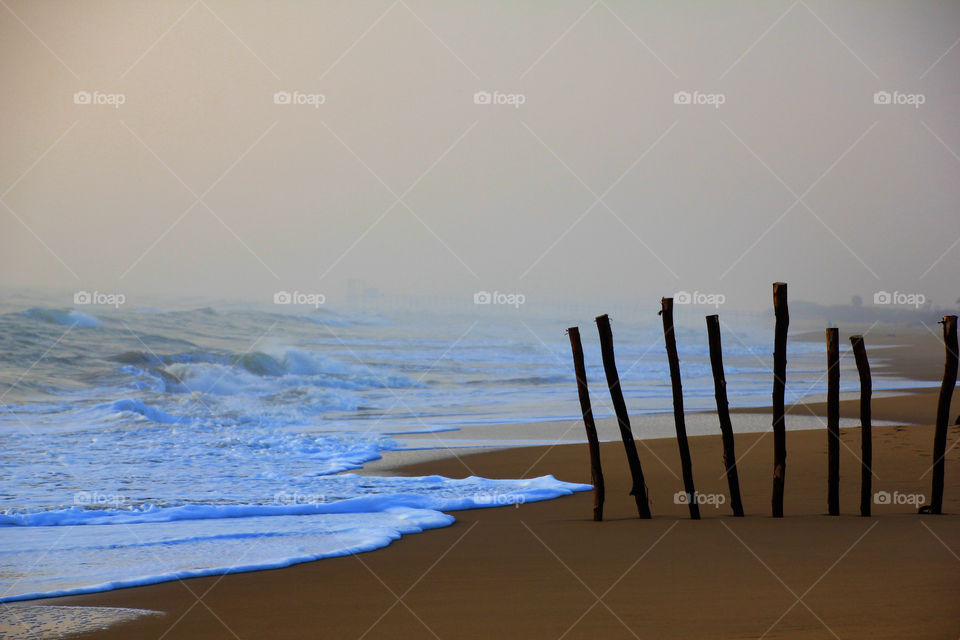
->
567, 282, 960, 520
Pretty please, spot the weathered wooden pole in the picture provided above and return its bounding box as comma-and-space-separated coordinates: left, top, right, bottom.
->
706, 314, 744, 517
929, 315, 959, 515
660, 298, 700, 519
595, 314, 651, 518
567, 326, 605, 521
826, 328, 840, 516
772, 282, 789, 518
850, 335, 872, 517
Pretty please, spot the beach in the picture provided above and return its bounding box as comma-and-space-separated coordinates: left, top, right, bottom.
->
12, 378, 959, 640
4, 1, 959, 636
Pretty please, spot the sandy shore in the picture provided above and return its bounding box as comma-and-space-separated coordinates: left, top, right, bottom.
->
12, 326, 960, 639
28, 410, 960, 638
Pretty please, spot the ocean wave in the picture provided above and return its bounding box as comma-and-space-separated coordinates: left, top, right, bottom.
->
304, 308, 393, 328
106, 399, 182, 425
148, 351, 419, 398
0, 476, 590, 603
0, 507, 453, 603
0, 475, 588, 527
23, 308, 102, 327
467, 374, 570, 386
112, 346, 418, 391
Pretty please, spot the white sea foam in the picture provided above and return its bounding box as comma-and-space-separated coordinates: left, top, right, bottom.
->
0, 475, 588, 602
0, 605, 162, 640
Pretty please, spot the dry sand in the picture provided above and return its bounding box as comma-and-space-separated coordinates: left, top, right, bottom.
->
11, 326, 960, 639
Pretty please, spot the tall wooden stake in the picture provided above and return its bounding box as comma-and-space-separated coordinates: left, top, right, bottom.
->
567, 326, 605, 521
595, 314, 651, 518
772, 282, 789, 518
706, 314, 744, 517
660, 298, 699, 519
929, 315, 959, 515
850, 335, 872, 517
826, 328, 840, 516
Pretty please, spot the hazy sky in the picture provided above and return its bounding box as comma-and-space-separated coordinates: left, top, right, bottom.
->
1, 1, 958, 310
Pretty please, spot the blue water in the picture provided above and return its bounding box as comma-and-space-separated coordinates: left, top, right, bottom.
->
0, 296, 926, 601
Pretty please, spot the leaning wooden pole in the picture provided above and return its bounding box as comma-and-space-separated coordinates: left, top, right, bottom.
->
929, 315, 959, 515
660, 298, 700, 519
772, 282, 789, 518
826, 328, 840, 516
706, 315, 744, 516
595, 314, 651, 518
850, 335, 872, 517
567, 326, 605, 521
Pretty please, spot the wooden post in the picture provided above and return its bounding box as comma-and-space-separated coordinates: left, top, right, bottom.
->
826, 328, 840, 516
567, 326, 605, 521
595, 314, 652, 518
772, 282, 789, 518
929, 315, 959, 515
706, 314, 744, 516
850, 335, 872, 517
660, 298, 700, 520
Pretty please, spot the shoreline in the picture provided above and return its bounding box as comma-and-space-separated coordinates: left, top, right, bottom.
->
32, 416, 960, 639
366, 384, 955, 475
370, 323, 950, 471
10, 327, 960, 638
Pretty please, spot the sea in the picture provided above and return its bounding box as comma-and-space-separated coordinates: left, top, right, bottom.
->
0, 293, 931, 603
